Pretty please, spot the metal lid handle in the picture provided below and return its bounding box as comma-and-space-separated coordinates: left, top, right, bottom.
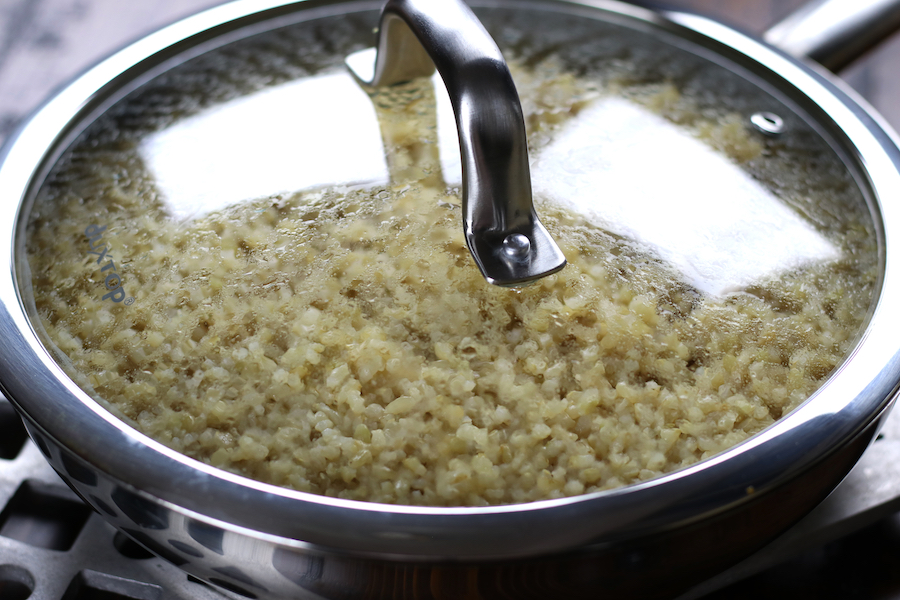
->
346, 0, 566, 286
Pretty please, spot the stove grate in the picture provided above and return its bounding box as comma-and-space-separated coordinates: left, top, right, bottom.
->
0, 398, 235, 600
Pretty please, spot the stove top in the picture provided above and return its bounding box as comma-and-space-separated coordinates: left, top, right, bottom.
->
0, 398, 241, 600
2, 395, 900, 599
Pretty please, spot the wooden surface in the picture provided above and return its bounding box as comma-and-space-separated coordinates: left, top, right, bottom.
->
1, 0, 899, 145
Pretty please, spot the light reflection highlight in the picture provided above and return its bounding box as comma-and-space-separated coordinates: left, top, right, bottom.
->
531, 97, 839, 296
142, 71, 839, 296
141, 72, 390, 220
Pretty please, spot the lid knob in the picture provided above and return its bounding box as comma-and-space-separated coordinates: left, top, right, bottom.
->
346, 0, 566, 286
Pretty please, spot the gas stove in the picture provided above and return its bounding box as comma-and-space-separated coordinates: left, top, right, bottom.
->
3, 395, 900, 599
0, 397, 242, 600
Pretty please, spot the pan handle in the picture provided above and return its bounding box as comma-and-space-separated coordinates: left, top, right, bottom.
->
764, 0, 900, 72
345, 0, 566, 287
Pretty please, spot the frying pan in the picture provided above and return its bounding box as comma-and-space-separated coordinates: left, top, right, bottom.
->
1, 0, 899, 597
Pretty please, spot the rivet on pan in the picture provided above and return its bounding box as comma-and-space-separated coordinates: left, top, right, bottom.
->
502, 233, 531, 259
750, 112, 785, 136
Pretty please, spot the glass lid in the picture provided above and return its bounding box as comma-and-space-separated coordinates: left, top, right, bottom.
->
22, 1, 879, 507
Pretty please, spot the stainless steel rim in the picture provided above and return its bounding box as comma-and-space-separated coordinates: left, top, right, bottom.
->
0, 0, 899, 560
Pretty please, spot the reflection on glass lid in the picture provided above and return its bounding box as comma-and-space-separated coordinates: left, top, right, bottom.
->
142, 73, 390, 220
532, 97, 839, 296
143, 69, 838, 297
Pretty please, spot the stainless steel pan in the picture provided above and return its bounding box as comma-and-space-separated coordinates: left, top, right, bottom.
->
1, 0, 899, 598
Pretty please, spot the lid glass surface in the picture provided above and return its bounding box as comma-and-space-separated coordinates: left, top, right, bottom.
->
22, 4, 879, 506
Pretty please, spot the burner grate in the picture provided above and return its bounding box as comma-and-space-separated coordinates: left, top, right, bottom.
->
0, 398, 236, 600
